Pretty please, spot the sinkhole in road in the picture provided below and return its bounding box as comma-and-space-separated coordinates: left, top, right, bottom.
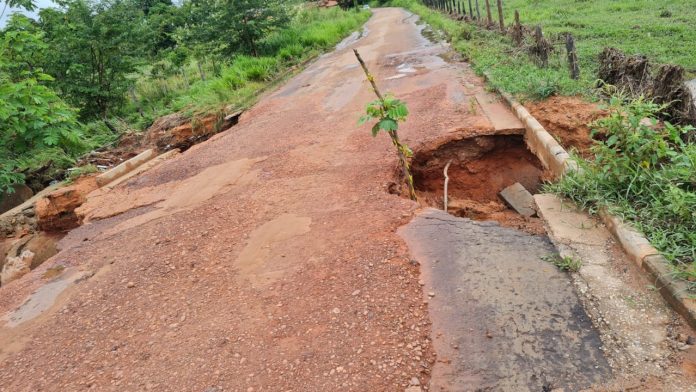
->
409, 135, 547, 234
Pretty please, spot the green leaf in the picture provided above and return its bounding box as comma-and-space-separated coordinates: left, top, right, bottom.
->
378, 118, 398, 131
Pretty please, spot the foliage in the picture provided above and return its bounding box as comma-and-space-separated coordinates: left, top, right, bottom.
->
177, 0, 290, 58
542, 254, 582, 272
359, 95, 410, 137
38, 0, 153, 119
545, 97, 696, 286
0, 17, 85, 192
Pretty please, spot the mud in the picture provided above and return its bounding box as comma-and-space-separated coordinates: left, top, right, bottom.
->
526, 96, 607, 156
411, 135, 546, 234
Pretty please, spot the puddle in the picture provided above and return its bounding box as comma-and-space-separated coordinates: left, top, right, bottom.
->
409, 135, 546, 234
334, 26, 369, 51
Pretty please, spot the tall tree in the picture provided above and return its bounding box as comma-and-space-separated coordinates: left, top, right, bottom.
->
37, 0, 153, 119
179, 0, 289, 57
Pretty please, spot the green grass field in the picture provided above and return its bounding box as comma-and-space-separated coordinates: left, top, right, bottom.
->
500, 0, 696, 74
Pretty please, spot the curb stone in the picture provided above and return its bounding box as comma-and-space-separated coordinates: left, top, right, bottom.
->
479, 72, 696, 329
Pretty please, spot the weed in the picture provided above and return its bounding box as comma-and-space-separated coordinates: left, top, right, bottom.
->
542, 254, 583, 272
355, 49, 416, 200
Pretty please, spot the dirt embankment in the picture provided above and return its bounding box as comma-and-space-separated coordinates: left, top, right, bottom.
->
526, 96, 607, 156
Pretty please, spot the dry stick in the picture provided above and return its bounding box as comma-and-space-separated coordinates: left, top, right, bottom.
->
484, 0, 493, 26
443, 159, 452, 211
353, 49, 417, 201
496, 0, 505, 32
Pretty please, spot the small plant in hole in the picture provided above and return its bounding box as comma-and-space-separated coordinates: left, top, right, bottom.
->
542, 254, 582, 272
354, 49, 417, 200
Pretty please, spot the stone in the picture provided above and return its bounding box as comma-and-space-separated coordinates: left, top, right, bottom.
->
499, 183, 536, 217
410, 376, 420, 386
35, 176, 98, 231
404, 386, 422, 392
0, 184, 34, 214
1, 249, 35, 285
687, 336, 695, 345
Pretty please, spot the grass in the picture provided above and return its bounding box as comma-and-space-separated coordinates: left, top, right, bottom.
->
388, 0, 696, 100
542, 254, 583, 272
121, 7, 371, 130
496, 0, 696, 77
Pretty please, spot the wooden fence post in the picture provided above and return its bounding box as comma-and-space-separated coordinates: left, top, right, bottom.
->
566, 33, 580, 79
468, 0, 474, 19
511, 10, 523, 46
484, 0, 492, 26
496, 0, 505, 32
534, 26, 549, 67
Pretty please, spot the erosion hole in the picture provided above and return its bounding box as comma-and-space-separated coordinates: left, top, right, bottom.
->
411, 135, 546, 234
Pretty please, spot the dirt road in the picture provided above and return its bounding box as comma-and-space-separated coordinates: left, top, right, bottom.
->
0, 7, 693, 392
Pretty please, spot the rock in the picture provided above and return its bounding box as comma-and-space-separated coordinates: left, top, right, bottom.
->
410, 376, 420, 386
332, 307, 341, 314
35, 176, 98, 231
427, 292, 435, 297
127, 282, 136, 288
404, 386, 422, 392
23, 233, 60, 269
1, 249, 35, 285
351, 289, 361, 296
0, 184, 34, 214
499, 182, 536, 217
687, 336, 695, 345
144, 111, 240, 152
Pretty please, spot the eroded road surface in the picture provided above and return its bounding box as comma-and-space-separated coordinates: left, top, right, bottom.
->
0, 7, 694, 392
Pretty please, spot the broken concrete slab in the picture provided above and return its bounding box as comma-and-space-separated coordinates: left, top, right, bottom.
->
95, 148, 157, 187
474, 92, 525, 133
499, 182, 536, 217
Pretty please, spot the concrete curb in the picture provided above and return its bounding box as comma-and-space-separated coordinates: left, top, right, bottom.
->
95, 149, 157, 187
480, 72, 696, 329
